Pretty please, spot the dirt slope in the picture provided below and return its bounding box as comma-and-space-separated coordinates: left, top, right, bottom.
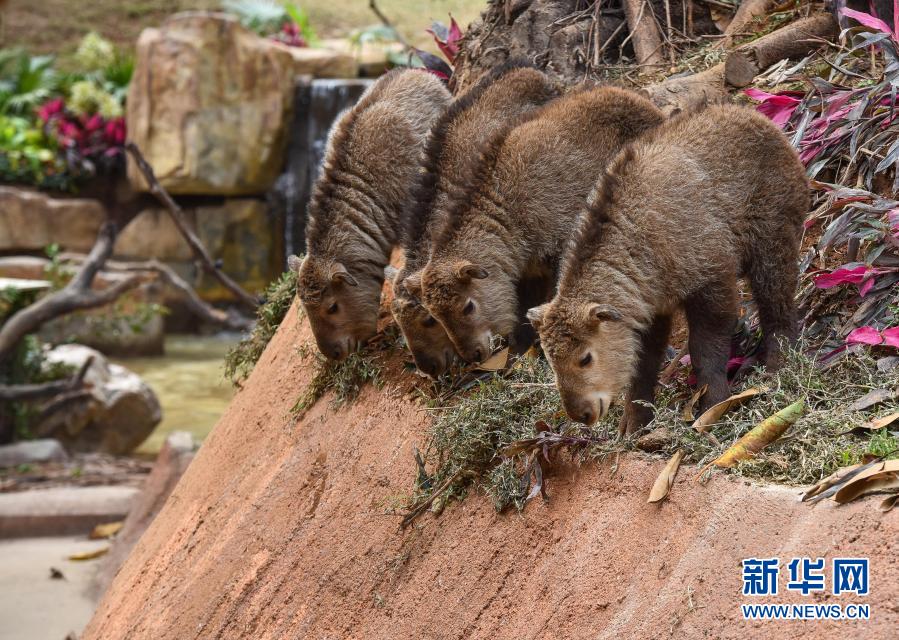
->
84, 302, 898, 639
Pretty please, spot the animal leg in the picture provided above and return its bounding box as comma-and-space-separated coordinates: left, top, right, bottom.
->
618, 314, 672, 436
747, 246, 800, 371
685, 280, 738, 411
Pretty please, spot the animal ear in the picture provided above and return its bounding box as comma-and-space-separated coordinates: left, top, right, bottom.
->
329, 262, 358, 287
526, 304, 549, 330
384, 264, 399, 282
403, 272, 422, 296
456, 262, 488, 281
587, 303, 622, 323
287, 254, 304, 273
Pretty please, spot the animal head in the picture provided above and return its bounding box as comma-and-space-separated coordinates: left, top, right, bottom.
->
420, 258, 517, 363
528, 299, 638, 425
391, 270, 459, 377
294, 255, 381, 360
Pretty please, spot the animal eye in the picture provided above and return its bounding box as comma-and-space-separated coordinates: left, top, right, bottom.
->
327, 302, 338, 315
463, 300, 475, 316
422, 316, 437, 328
579, 353, 592, 368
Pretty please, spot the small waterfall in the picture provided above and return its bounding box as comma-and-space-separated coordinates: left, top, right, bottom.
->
273, 78, 374, 262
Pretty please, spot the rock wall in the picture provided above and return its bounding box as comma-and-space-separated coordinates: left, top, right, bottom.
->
83, 303, 898, 639
126, 12, 298, 196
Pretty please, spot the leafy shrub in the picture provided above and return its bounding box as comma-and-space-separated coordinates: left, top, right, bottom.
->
0, 49, 59, 116
224, 269, 298, 385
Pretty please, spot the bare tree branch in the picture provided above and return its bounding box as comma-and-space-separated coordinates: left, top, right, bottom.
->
125, 143, 260, 311
59, 254, 255, 332
368, 0, 411, 50
0, 356, 94, 401
0, 223, 143, 363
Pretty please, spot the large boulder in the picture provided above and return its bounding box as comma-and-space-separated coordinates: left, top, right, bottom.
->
37, 345, 162, 454
127, 12, 298, 195
283, 45, 356, 79
0, 186, 105, 254
318, 38, 402, 77
118, 198, 280, 304
194, 198, 280, 301
0, 439, 68, 468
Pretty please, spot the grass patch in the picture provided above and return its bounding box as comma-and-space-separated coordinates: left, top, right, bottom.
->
407, 342, 899, 520
224, 269, 298, 385
290, 330, 403, 418
292, 350, 384, 417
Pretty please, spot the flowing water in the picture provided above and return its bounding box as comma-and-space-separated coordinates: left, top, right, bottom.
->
114, 334, 238, 456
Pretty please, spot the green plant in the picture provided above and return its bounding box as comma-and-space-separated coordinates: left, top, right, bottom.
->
221, 0, 317, 46
406, 341, 899, 522
0, 114, 73, 190
292, 348, 384, 417
224, 269, 298, 384
0, 49, 60, 116
284, 3, 318, 46
0, 324, 74, 442
222, 0, 288, 33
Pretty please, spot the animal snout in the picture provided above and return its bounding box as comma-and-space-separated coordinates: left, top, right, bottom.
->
565, 397, 598, 426
319, 339, 348, 361
415, 355, 440, 378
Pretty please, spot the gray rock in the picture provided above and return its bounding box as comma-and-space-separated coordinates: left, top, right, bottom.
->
0, 439, 68, 468
877, 356, 899, 373
36, 345, 162, 455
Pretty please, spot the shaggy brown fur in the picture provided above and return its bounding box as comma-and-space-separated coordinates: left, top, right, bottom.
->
419, 87, 665, 364
296, 69, 450, 360
529, 104, 810, 434
393, 61, 560, 377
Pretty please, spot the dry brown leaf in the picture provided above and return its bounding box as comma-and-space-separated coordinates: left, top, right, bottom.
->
848, 388, 894, 412
681, 385, 708, 422
879, 493, 899, 512
89, 521, 124, 540
863, 411, 899, 431
68, 547, 109, 561
476, 347, 509, 372
832, 460, 899, 504
648, 449, 684, 504
834, 474, 899, 504
692, 387, 767, 433
802, 463, 864, 502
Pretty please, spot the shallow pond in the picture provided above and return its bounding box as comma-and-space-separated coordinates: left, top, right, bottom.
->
115, 334, 238, 456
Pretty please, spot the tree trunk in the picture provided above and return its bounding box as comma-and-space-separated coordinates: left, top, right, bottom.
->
451, 0, 718, 91
715, 0, 774, 49
724, 13, 839, 87
622, 0, 665, 66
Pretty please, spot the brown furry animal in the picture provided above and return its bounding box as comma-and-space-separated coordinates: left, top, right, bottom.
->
393, 61, 560, 377
419, 87, 665, 364
529, 105, 809, 435
296, 69, 451, 360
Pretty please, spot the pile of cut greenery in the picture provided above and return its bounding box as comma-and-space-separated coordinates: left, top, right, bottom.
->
404, 344, 898, 518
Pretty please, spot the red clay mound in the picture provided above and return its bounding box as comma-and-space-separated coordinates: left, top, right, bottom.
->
84, 302, 898, 639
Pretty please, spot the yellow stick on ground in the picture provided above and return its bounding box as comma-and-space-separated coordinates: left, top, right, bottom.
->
704, 399, 806, 472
